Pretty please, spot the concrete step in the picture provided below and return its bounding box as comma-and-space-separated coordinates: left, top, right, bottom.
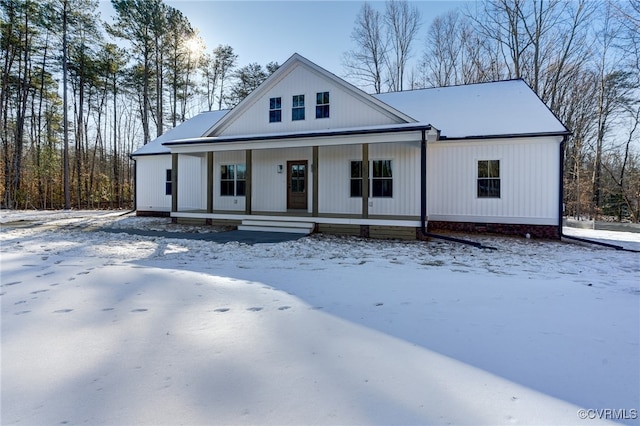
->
238, 220, 315, 234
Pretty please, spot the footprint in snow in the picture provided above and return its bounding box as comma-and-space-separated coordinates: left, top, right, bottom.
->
54, 309, 73, 313
247, 307, 263, 312
278, 306, 291, 311
131, 309, 148, 313
214, 308, 230, 313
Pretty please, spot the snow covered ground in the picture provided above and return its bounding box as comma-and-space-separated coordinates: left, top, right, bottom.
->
1, 210, 638, 425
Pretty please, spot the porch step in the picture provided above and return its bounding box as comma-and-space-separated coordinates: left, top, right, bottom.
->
238, 219, 315, 234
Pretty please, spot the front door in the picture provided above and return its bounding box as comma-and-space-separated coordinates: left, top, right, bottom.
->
287, 160, 308, 210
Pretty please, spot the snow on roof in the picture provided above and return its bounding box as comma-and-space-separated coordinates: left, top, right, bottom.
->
132, 80, 568, 157
131, 110, 229, 156
374, 79, 569, 139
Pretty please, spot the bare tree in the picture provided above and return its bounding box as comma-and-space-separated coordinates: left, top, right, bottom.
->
384, 0, 421, 91
342, 2, 387, 94
420, 9, 502, 87
109, 0, 161, 145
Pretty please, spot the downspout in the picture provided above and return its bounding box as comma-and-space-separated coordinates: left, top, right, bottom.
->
420, 129, 427, 235
558, 136, 566, 239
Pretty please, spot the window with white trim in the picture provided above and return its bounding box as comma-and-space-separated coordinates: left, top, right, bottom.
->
477, 160, 500, 198
350, 161, 363, 197
350, 160, 393, 198
269, 97, 281, 123
220, 164, 246, 196
315, 91, 329, 118
372, 160, 393, 197
165, 169, 172, 195
292, 94, 305, 121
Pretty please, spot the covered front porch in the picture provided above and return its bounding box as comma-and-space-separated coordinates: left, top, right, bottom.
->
165, 125, 437, 238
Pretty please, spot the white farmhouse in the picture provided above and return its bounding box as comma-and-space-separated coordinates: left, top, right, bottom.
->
131, 53, 570, 239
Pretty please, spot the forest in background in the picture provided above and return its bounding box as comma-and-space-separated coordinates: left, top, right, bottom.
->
1, 0, 639, 222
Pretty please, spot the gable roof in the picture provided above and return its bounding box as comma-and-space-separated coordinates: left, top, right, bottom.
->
131, 110, 229, 156
202, 53, 416, 137
132, 58, 570, 157
374, 79, 569, 139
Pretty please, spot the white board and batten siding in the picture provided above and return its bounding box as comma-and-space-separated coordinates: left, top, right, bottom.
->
318, 142, 421, 217
427, 137, 562, 225
136, 155, 172, 212
252, 147, 313, 212
178, 154, 207, 211
214, 64, 403, 138
214, 150, 246, 211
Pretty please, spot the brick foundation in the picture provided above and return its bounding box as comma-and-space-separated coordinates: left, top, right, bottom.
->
427, 221, 560, 239
133, 210, 559, 240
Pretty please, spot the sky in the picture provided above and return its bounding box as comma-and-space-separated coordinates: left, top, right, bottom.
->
98, 1, 469, 76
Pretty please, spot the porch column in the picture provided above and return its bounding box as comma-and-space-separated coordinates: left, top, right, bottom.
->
361, 143, 369, 218
245, 149, 252, 214
171, 153, 178, 213
207, 152, 214, 213
312, 146, 319, 217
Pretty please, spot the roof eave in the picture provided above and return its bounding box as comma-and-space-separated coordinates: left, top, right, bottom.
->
163, 124, 432, 147
439, 130, 572, 141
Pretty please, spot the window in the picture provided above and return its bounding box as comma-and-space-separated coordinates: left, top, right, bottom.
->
220, 164, 246, 196
372, 160, 393, 197
292, 94, 305, 121
350, 160, 393, 198
316, 91, 329, 118
165, 169, 172, 195
269, 97, 281, 123
350, 161, 363, 197
477, 160, 500, 198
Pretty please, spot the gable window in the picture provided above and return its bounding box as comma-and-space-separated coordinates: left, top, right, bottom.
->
165, 169, 172, 195
269, 97, 281, 123
292, 94, 305, 121
477, 160, 500, 198
350, 160, 393, 198
316, 91, 330, 118
220, 164, 246, 196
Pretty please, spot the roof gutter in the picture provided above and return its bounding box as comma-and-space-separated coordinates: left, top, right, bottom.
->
439, 130, 571, 142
